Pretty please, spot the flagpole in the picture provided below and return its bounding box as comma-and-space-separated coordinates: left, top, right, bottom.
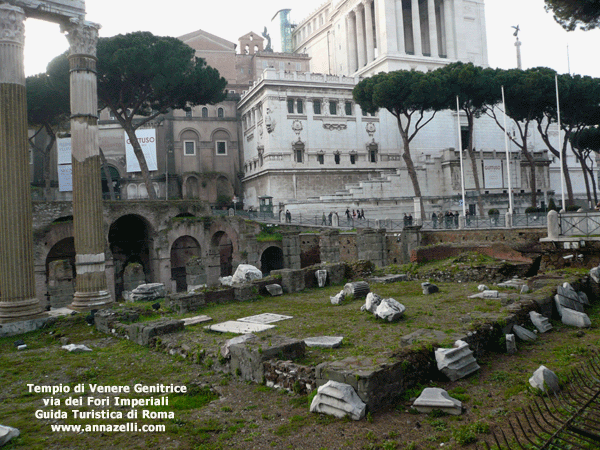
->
456, 96, 467, 217
555, 74, 566, 211
501, 86, 513, 214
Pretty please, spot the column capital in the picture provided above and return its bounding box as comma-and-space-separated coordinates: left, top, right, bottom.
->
0, 4, 26, 46
62, 19, 101, 56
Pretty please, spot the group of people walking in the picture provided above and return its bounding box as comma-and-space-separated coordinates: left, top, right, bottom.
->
345, 208, 366, 221
431, 211, 461, 229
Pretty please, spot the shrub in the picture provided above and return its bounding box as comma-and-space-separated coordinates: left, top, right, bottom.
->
487, 208, 500, 216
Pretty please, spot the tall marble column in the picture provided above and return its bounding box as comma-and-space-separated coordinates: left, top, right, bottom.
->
427, 0, 439, 57
347, 13, 358, 73
443, 0, 455, 58
411, 0, 423, 56
0, 4, 43, 322
394, 0, 405, 53
364, 0, 375, 62
355, 5, 367, 68
63, 20, 112, 311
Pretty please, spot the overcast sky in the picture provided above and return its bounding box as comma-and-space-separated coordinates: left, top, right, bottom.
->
22, 0, 600, 77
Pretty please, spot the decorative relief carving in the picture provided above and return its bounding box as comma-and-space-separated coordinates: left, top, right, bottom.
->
323, 123, 348, 131
62, 19, 100, 57
292, 119, 303, 141
265, 107, 276, 133
0, 5, 26, 45
366, 121, 376, 140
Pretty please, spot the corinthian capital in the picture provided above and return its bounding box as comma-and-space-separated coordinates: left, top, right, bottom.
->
0, 4, 26, 46
62, 18, 101, 56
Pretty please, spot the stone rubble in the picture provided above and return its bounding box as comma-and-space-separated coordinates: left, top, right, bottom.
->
374, 298, 406, 322
182, 315, 212, 327
590, 266, 600, 283
422, 282, 439, 295
62, 344, 92, 353
0, 425, 20, 447
265, 284, 283, 296
330, 290, 345, 305
304, 336, 344, 348
315, 270, 327, 288
362, 292, 382, 313
529, 311, 553, 333
506, 334, 517, 354
219, 276, 234, 286
221, 333, 257, 358
309, 380, 366, 420
343, 281, 370, 300
435, 340, 480, 381
231, 264, 263, 284
512, 325, 537, 342
529, 365, 560, 394
561, 308, 592, 328
412, 388, 462, 415
477, 284, 489, 292
128, 283, 166, 302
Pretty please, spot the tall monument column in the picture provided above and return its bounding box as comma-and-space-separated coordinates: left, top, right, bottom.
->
411, 0, 423, 56
347, 13, 358, 73
63, 19, 112, 311
355, 5, 366, 68
0, 4, 43, 322
427, 0, 439, 57
443, 0, 455, 58
364, 0, 375, 63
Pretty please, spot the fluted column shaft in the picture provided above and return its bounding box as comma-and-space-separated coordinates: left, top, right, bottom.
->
347, 13, 358, 73
411, 0, 423, 56
364, 0, 375, 63
0, 5, 43, 322
428, 0, 439, 57
394, 0, 405, 53
64, 20, 112, 310
444, 0, 455, 58
355, 6, 367, 68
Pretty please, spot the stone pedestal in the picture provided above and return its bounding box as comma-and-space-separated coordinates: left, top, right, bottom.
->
0, 5, 43, 322
63, 21, 112, 310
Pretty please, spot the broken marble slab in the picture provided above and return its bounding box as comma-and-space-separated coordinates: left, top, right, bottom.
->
183, 315, 212, 327
590, 266, 600, 283
0, 425, 20, 447
374, 298, 406, 322
435, 340, 480, 382
561, 308, 591, 328
369, 274, 408, 284
315, 270, 327, 288
578, 291, 590, 305
412, 388, 462, 415
512, 325, 537, 342
265, 284, 283, 296
478, 284, 489, 292
497, 278, 527, 289
204, 321, 275, 334
363, 292, 382, 314
529, 311, 552, 333
304, 336, 344, 348
237, 313, 293, 324
309, 380, 366, 420
468, 290, 503, 299
330, 290, 345, 305
506, 334, 517, 354
422, 282, 439, 295
556, 283, 585, 314
529, 365, 560, 394
62, 344, 92, 353
221, 333, 257, 358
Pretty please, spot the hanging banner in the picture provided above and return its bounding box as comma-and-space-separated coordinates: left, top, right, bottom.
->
125, 129, 157, 173
58, 164, 72, 192
57, 137, 71, 165
484, 159, 503, 189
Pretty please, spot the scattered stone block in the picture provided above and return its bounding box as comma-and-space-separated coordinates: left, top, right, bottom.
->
506, 334, 517, 354
266, 284, 283, 296
232, 264, 262, 284
363, 292, 382, 313
478, 284, 489, 292
561, 309, 592, 328
369, 274, 408, 284
330, 290, 344, 305
166, 291, 206, 314
205, 321, 275, 334
483, 290, 499, 299
310, 380, 366, 420
62, 344, 92, 353
17, 344, 27, 351
304, 336, 344, 348
374, 298, 406, 322
520, 285, 530, 294
590, 266, 600, 283
529, 311, 553, 333
556, 283, 585, 314
422, 282, 439, 295
315, 270, 327, 287
237, 313, 292, 324
412, 388, 462, 416
343, 281, 370, 300
513, 325, 537, 342
182, 315, 212, 327
130, 283, 165, 302
529, 365, 560, 394
219, 276, 233, 286
0, 425, 20, 447
498, 278, 526, 289
221, 333, 257, 358
578, 291, 590, 306
435, 340, 480, 381
128, 319, 184, 346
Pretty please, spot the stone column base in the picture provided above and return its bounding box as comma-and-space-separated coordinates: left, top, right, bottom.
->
70, 290, 113, 311
0, 298, 44, 323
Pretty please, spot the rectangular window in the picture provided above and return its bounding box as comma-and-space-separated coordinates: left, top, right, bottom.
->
350, 154, 356, 164
370, 150, 377, 163
317, 154, 324, 164
461, 126, 469, 150
313, 100, 321, 115
295, 149, 303, 163
287, 99, 295, 114
297, 99, 303, 114
334, 153, 340, 165
185, 110, 193, 118
329, 101, 337, 115
345, 102, 353, 116
216, 141, 227, 155
184, 141, 195, 156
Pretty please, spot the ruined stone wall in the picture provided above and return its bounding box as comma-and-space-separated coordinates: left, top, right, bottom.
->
299, 233, 320, 267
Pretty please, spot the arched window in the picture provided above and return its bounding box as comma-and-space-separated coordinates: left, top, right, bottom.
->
202, 107, 208, 118
218, 107, 224, 118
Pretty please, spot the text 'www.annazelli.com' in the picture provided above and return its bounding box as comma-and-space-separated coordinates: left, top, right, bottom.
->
50, 423, 165, 433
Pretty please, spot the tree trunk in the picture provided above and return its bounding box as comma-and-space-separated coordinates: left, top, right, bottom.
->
521, 144, 537, 208
466, 114, 484, 217
99, 147, 116, 201
123, 126, 157, 200
397, 115, 425, 221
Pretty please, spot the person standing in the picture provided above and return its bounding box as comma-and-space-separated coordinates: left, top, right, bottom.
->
432, 212, 437, 229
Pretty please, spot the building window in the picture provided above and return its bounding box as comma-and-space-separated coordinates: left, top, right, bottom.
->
369, 148, 377, 163
218, 108, 224, 118
334, 152, 340, 164
350, 153, 356, 164
317, 153, 324, 164
313, 100, 321, 115
293, 144, 305, 163
216, 141, 227, 155
329, 101, 337, 115
345, 102, 353, 116
287, 99, 295, 114
202, 107, 208, 118
297, 99, 303, 114
184, 141, 196, 156
185, 110, 193, 118
461, 126, 469, 150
